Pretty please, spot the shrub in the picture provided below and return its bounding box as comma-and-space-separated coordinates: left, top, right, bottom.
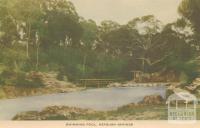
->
14, 72, 44, 88
166, 59, 199, 84
0, 69, 16, 86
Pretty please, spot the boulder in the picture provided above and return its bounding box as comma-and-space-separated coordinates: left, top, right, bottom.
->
107, 82, 122, 87
123, 81, 136, 87
107, 81, 137, 87
139, 95, 164, 105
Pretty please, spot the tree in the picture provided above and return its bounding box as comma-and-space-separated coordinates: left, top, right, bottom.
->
97, 20, 121, 55
148, 19, 196, 74
179, 0, 200, 33
0, 0, 43, 71
8, 0, 43, 58
0, 0, 19, 46
41, 0, 83, 48
99, 25, 141, 57
80, 19, 98, 49
127, 15, 163, 72
79, 19, 98, 76
178, 0, 200, 55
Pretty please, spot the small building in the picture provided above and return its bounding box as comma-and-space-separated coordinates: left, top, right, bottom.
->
130, 70, 143, 82
166, 92, 198, 122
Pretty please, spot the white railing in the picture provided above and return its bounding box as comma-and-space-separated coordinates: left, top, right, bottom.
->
168, 108, 196, 120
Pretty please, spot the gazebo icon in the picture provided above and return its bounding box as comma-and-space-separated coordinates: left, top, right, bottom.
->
166, 92, 198, 123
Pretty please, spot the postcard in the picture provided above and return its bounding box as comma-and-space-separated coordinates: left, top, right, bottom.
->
0, 0, 199, 128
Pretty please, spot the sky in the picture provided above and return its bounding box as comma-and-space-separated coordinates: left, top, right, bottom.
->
69, 0, 183, 25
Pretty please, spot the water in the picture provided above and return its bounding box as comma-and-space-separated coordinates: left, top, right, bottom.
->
0, 86, 166, 120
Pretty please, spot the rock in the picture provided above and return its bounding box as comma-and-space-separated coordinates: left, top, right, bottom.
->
27, 71, 76, 89
27, 71, 44, 79
167, 83, 181, 90
118, 103, 143, 110
123, 81, 136, 87
139, 95, 164, 105
107, 81, 138, 87
107, 81, 166, 88
107, 82, 122, 87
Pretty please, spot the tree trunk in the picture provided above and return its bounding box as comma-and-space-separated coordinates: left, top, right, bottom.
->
36, 46, 39, 70
14, 61, 19, 71
26, 40, 29, 58
35, 32, 40, 71
82, 54, 87, 76
142, 59, 145, 72
26, 22, 31, 58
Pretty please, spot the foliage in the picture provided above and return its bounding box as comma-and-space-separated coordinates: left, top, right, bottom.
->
165, 59, 199, 83
0, 69, 44, 88
179, 0, 200, 33
14, 72, 44, 88
0, 0, 200, 88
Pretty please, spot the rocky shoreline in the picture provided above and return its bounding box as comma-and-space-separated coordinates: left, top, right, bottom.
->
13, 94, 166, 120
107, 81, 170, 88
